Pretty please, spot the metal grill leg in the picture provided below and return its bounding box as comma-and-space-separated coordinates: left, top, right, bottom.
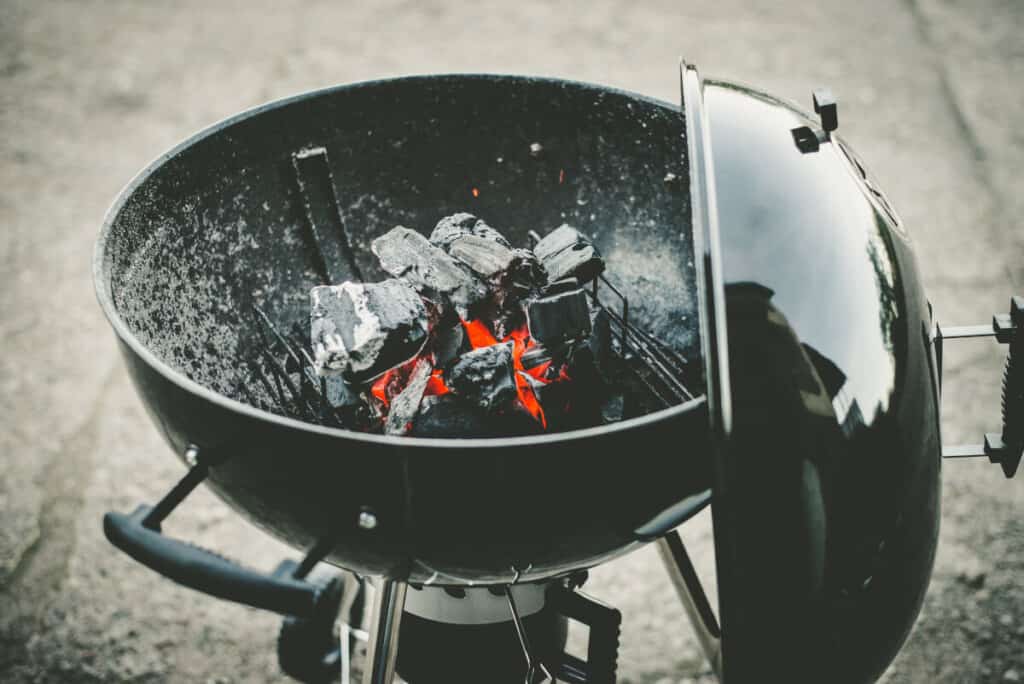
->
657, 531, 722, 680
362, 579, 407, 684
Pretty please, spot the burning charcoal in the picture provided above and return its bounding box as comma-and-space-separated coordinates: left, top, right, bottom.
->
411, 394, 541, 438
324, 376, 361, 408
526, 281, 591, 346
520, 344, 553, 371
507, 248, 547, 294
371, 226, 488, 313
310, 279, 428, 382
384, 357, 433, 436
447, 342, 517, 412
491, 313, 523, 342
433, 321, 465, 367
533, 224, 605, 284
429, 213, 511, 252
447, 235, 547, 308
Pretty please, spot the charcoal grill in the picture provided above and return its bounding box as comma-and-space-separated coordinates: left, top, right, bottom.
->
94, 62, 1023, 683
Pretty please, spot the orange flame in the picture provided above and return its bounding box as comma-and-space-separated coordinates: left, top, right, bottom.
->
372, 318, 568, 430
424, 368, 450, 397
461, 318, 498, 347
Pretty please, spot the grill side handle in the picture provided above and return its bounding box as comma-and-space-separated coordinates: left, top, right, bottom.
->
103, 450, 325, 618
938, 295, 1023, 477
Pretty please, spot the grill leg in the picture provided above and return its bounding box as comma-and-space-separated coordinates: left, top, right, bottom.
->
362, 579, 407, 684
657, 531, 722, 680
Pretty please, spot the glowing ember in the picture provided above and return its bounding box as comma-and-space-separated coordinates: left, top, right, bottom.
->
461, 318, 498, 347
424, 368, 450, 397
471, 187, 480, 198
461, 318, 568, 428
315, 213, 609, 437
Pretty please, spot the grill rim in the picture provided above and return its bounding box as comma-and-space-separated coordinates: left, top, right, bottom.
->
93, 72, 708, 449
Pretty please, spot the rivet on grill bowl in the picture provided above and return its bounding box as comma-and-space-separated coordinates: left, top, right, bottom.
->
358, 509, 378, 530
184, 444, 199, 468
528, 141, 544, 158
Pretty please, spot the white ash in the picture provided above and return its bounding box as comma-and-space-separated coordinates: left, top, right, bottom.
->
310, 279, 427, 380
371, 226, 487, 314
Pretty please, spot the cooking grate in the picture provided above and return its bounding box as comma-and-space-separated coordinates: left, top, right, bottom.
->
246, 274, 694, 428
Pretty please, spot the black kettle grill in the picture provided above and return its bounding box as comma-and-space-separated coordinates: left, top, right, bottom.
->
94, 62, 1023, 683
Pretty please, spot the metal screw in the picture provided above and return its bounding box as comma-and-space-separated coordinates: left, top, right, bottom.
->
358, 509, 378, 530
529, 142, 544, 158
184, 444, 200, 468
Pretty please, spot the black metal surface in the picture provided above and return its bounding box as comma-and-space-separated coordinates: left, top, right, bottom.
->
277, 571, 348, 683
700, 78, 942, 683
95, 74, 710, 584
548, 588, 621, 684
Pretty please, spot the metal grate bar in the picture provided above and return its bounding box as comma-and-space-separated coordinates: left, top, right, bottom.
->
589, 276, 696, 407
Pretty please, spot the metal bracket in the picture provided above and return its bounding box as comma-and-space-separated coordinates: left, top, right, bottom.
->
939, 296, 1023, 477
791, 88, 838, 153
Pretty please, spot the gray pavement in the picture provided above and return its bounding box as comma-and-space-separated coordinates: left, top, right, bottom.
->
1, 1, 1022, 681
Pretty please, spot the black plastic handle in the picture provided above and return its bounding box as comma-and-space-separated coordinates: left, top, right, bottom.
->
104, 503, 322, 617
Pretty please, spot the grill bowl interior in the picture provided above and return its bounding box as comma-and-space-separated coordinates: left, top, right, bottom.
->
102, 74, 699, 416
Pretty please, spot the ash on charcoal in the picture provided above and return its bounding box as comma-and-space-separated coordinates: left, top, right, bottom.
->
533, 224, 605, 284
443, 225, 547, 307
449, 234, 517, 281
411, 394, 541, 438
311, 279, 428, 382
371, 226, 487, 313
447, 342, 517, 412
384, 357, 433, 436
526, 281, 591, 346
429, 213, 511, 252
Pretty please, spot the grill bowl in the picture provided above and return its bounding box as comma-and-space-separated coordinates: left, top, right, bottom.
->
94, 74, 710, 583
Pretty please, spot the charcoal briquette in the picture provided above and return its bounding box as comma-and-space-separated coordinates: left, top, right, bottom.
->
384, 357, 433, 436
310, 278, 428, 382
447, 342, 517, 412
526, 285, 591, 346
371, 226, 487, 313
429, 213, 512, 251
533, 223, 605, 284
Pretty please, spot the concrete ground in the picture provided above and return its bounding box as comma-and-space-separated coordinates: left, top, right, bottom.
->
1, 0, 1022, 681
